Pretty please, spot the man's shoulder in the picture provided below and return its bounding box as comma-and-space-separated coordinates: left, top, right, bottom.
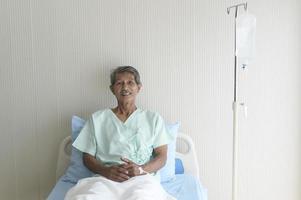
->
91, 109, 110, 120
138, 108, 162, 120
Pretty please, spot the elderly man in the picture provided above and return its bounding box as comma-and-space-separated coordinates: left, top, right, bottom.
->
65, 66, 175, 200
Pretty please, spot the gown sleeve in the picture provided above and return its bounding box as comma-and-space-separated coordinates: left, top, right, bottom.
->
72, 117, 97, 157
152, 114, 175, 148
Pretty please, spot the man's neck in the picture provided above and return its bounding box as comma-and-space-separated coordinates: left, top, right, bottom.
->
113, 104, 137, 117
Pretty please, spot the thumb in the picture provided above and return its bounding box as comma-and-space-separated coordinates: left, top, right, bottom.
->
120, 157, 133, 164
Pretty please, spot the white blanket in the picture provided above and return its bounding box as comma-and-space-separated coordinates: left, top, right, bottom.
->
64, 174, 176, 200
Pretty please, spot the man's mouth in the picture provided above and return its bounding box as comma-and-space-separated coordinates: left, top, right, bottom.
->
121, 90, 131, 96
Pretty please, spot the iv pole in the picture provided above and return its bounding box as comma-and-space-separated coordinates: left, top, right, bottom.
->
227, 3, 248, 200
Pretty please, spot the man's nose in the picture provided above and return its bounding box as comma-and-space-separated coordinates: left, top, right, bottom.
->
121, 82, 128, 89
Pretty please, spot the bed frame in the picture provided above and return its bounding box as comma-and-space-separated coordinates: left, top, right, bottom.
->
56, 133, 200, 181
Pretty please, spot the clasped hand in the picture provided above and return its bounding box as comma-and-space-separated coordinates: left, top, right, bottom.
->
103, 157, 145, 182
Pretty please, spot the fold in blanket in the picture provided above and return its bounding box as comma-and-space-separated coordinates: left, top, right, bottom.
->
64, 174, 176, 200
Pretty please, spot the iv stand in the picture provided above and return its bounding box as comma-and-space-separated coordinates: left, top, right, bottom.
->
227, 3, 248, 200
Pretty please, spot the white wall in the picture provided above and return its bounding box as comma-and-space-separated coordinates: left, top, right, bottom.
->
0, 0, 300, 200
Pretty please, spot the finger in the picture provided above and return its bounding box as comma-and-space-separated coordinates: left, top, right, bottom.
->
127, 166, 140, 176
118, 172, 130, 180
117, 166, 129, 175
119, 163, 129, 168
121, 163, 133, 169
113, 173, 130, 182
133, 166, 141, 176
120, 157, 134, 164
105, 166, 129, 182
111, 175, 123, 182
116, 164, 133, 176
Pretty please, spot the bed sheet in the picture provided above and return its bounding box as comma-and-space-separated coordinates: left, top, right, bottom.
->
161, 174, 207, 200
47, 174, 207, 200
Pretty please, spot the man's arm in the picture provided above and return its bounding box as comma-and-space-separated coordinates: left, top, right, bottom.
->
83, 153, 130, 182
142, 144, 168, 173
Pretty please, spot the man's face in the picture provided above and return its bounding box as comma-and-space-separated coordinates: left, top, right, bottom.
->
111, 72, 141, 102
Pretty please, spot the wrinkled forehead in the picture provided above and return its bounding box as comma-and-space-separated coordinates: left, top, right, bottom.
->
115, 72, 135, 80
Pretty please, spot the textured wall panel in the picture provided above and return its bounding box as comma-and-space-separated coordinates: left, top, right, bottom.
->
0, 0, 300, 200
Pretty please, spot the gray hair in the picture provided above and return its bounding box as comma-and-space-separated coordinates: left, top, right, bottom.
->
110, 66, 142, 86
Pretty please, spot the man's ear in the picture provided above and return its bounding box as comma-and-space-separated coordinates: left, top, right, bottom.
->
109, 85, 114, 94
137, 84, 142, 93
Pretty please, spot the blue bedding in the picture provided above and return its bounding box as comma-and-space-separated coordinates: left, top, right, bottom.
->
47, 174, 207, 200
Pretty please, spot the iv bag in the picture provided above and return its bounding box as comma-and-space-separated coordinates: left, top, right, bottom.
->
236, 13, 256, 64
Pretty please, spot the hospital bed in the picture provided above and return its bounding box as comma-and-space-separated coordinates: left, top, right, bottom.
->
47, 133, 208, 200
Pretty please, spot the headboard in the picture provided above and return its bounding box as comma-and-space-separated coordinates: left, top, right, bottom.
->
56, 133, 200, 181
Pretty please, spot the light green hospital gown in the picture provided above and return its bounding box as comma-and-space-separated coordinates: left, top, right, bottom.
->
73, 108, 173, 167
